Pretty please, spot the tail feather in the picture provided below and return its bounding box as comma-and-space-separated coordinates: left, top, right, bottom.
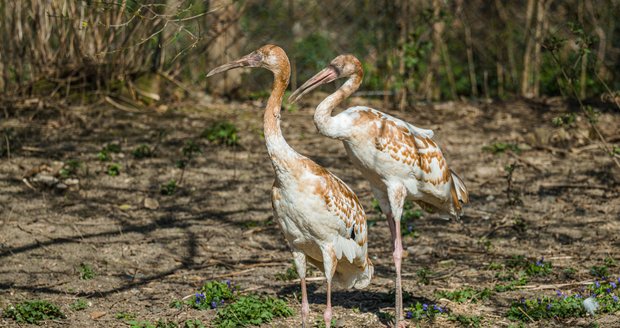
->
450, 170, 469, 204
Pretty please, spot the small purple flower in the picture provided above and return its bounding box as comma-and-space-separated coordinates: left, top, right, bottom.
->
422, 304, 428, 311
520, 298, 526, 304
613, 295, 619, 303
195, 293, 206, 304
210, 301, 217, 309
595, 281, 600, 288
225, 280, 232, 289
556, 290, 563, 297
220, 299, 225, 305
611, 282, 617, 289
606, 288, 612, 294
617, 277, 620, 284
546, 303, 552, 310
575, 294, 582, 299
407, 224, 413, 233
405, 311, 413, 319
536, 258, 544, 267
537, 298, 542, 304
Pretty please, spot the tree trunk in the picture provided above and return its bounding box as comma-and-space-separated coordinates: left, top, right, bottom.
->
521, 0, 536, 97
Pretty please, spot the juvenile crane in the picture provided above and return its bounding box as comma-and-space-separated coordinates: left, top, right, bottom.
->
207, 46, 373, 328
289, 54, 468, 327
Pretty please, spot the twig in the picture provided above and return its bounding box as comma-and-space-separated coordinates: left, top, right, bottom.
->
516, 281, 592, 290
104, 96, 141, 113
4, 133, 10, 159
507, 152, 542, 173
291, 277, 326, 283
539, 183, 617, 192
518, 306, 535, 323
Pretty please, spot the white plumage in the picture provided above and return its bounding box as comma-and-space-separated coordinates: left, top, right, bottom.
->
289, 54, 469, 327
207, 45, 373, 328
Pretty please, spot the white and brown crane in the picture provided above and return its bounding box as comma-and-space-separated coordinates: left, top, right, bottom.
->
289, 54, 468, 327
207, 46, 373, 328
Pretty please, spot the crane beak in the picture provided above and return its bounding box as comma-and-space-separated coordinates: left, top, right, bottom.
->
207, 52, 262, 77
288, 66, 339, 104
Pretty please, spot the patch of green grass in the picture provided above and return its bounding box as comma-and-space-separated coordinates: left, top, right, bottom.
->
314, 318, 336, 328
494, 272, 528, 292
552, 113, 577, 127
590, 265, 609, 278
160, 179, 177, 196
416, 267, 432, 285
182, 319, 206, 328
115, 311, 136, 321
192, 280, 237, 310
506, 279, 620, 322
405, 301, 446, 322
436, 287, 492, 303
274, 264, 299, 281
3, 300, 65, 324
98, 143, 122, 161
562, 267, 577, 279
483, 142, 521, 154
78, 263, 96, 280
448, 314, 482, 327
604, 257, 617, 267
70, 298, 88, 311
202, 122, 239, 146
59, 159, 81, 178
213, 295, 293, 328
133, 144, 154, 159
107, 163, 121, 176
176, 140, 202, 168
487, 262, 503, 270
504, 255, 552, 277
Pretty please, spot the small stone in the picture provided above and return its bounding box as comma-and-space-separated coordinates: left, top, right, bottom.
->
144, 197, 159, 210
118, 204, 133, 211
439, 259, 456, 268
90, 311, 106, 320
55, 183, 68, 190
64, 178, 79, 186
32, 173, 58, 186
335, 317, 346, 327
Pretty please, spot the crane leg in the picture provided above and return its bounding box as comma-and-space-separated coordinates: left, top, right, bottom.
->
321, 246, 337, 328
293, 251, 309, 327
387, 184, 407, 328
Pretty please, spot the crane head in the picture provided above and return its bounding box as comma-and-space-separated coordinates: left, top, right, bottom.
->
207, 45, 289, 78
289, 54, 362, 104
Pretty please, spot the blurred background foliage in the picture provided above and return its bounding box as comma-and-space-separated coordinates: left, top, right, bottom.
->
1, 0, 619, 109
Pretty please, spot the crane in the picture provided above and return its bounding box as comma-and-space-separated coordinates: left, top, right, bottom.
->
289, 54, 468, 327
207, 46, 374, 328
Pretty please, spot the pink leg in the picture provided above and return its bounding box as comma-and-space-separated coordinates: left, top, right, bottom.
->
301, 278, 309, 328
323, 280, 333, 328
393, 221, 405, 327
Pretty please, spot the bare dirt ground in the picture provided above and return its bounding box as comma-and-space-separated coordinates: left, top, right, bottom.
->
1, 95, 619, 327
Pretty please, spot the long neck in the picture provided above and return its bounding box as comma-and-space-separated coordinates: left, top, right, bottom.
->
264, 70, 298, 167
314, 72, 362, 137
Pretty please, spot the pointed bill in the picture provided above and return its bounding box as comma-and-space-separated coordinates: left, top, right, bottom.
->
207, 52, 261, 77
288, 66, 339, 104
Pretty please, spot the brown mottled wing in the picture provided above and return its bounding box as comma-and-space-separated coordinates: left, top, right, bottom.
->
370, 114, 451, 186
304, 160, 367, 247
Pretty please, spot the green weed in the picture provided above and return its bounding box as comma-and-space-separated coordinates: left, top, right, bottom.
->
213, 295, 293, 328
483, 142, 521, 154
107, 163, 121, 176
70, 298, 89, 311
507, 279, 620, 322
436, 287, 492, 303
448, 314, 482, 327
115, 311, 136, 321
98, 143, 122, 161
416, 267, 432, 285
59, 159, 81, 178
3, 300, 65, 324
160, 179, 177, 196
191, 280, 236, 310
275, 264, 299, 281
202, 122, 239, 146
133, 144, 154, 159
314, 318, 336, 328
405, 301, 446, 322
590, 265, 609, 278
78, 263, 96, 280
